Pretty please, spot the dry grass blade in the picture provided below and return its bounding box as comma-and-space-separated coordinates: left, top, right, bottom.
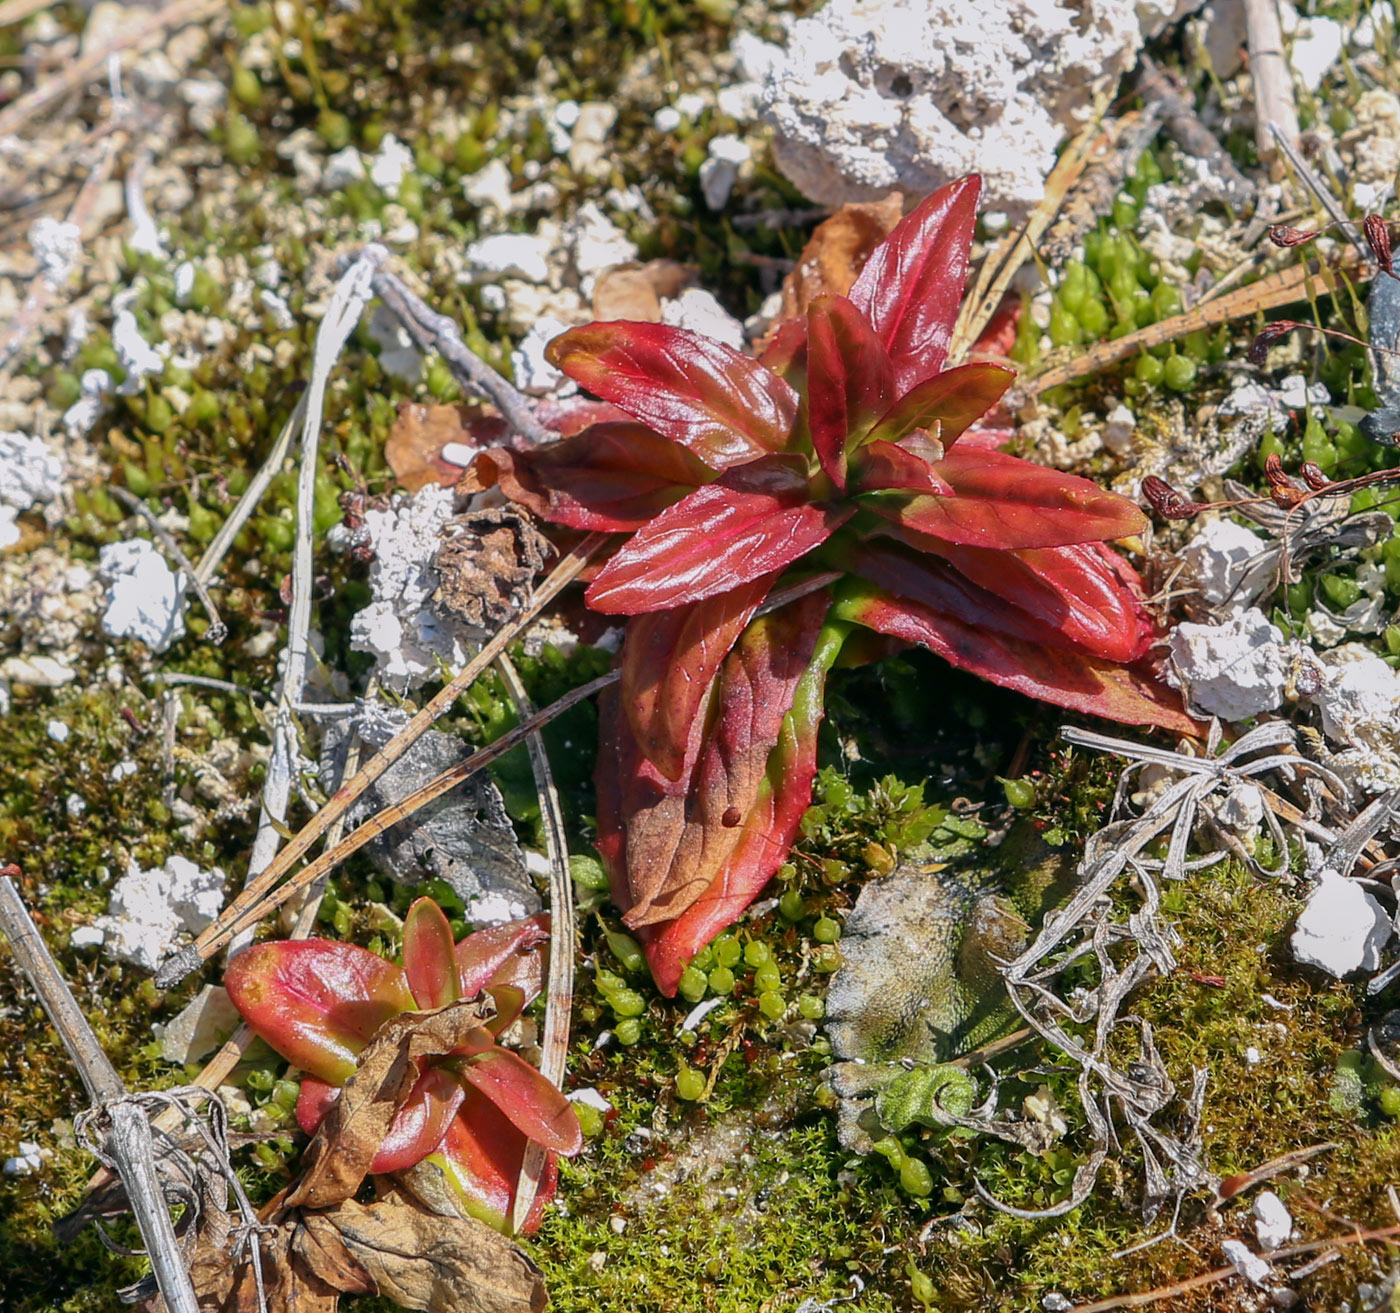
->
949, 86, 1115, 364
1027, 248, 1367, 393
155, 533, 609, 986
1245, 0, 1299, 168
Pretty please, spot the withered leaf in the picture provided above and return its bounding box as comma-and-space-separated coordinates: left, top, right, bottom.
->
769, 196, 904, 336
387, 404, 509, 492
591, 259, 698, 321
288, 999, 490, 1211
302, 1187, 548, 1313
434, 507, 552, 631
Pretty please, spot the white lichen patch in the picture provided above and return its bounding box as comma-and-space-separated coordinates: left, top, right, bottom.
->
98, 538, 187, 652
1166, 608, 1288, 721
89, 855, 227, 972
1179, 516, 1268, 613
1309, 645, 1400, 791
1291, 868, 1390, 977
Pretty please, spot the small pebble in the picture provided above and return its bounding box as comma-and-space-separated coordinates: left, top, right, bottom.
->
45, 719, 69, 743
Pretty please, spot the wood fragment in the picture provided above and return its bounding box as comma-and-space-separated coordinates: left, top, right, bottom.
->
1245, 0, 1299, 170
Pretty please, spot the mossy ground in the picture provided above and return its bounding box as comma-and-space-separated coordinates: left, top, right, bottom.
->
5, 3, 1400, 1311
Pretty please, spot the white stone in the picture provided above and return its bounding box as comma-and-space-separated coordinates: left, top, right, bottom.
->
1291, 868, 1390, 977
653, 106, 682, 133
674, 92, 707, 119
1275, 373, 1331, 409
1102, 404, 1135, 456
462, 158, 515, 215
699, 134, 750, 210
111, 309, 166, 396
1245, 1046, 1261, 1064
65, 792, 86, 818
1222, 1239, 1272, 1287
28, 216, 81, 288
1310, 647, 1400, 792
366, 304, 422, 383
69, 925, 104, 949
463, 232, 553, 284
1218, 782, 1265, 835
568, 102, 616, 176
567, 1087, 613, 1112
511, 317, 571, 394
1180, 516, 1268, 613
321, 145, 365, 191
94, 855, 227, 971
0, 507, 19, 550
157, 984, 242, 1065
479, 283, 508, 313
98, 538, 187, 652
0, 431, 63, 509
369, 133, 414, 196
566, 202, 639, 293
173, 261, 196, 302
661, 288, 746, 352
45, 719, 68, 743
1166, 609, 1287, 721
63, 368, 112, 436
440, 442, 475, 467
1253, 1191, 1293, 1251
348, 484, 472, 690
1290, 14, 1344, 90
259, 289, 295, 330
752, 0, 1143, 216
3, 1141, 45, 1176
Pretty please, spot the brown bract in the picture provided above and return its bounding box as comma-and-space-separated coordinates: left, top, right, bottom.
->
590, 258, 698, 321
387, 403, 508, 492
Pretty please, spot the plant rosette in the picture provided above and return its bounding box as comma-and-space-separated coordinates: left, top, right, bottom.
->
225, 899, 582, 1233
464, 174, 1197, 994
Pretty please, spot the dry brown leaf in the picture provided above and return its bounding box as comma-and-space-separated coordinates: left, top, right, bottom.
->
590, 259, 698, 321
387, 404, 509, 492
434, 507, 552, 631
288, 999, 489, 1211
302, 1188, 548, 1313
769, 196, 903, 334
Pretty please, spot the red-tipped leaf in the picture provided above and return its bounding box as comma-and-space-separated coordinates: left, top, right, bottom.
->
834, 581, 1199, 734
455, 914, 550, 1001
871, 446, 1148, 549
865, 362, 1015, 448
584, 456, 851, 614
451, 1048, 583, 1155
369, 1065, 467, 1173
546, 322, 799, 468
403, 897, 461, 1011
619, 573, 778, 781
847, 175, 981, 390
465, 422, 715, 531
805, 294, 895, 488
225, 940, 414, 1086
850, 439, 953, 495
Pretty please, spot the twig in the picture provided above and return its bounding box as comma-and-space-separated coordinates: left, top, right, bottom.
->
1245, 0, 1299, 169
495, 654, 574, 1232
109, 487, 226, 644
1137, 55, 1256, 205
370, 266, 557, 445
0, 0, 220, 139
0, 874, 199, 1313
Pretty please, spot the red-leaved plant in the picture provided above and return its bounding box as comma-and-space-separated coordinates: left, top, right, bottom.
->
466, 174, 1195, 995
225, 899, 582, 1233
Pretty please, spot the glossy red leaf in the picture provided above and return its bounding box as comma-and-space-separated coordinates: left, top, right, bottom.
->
806, 294, 895, 488
850, 536, 1153, 663
370, 1065, 466, 1173
758, 317, 808, 388
850, 439, 953, 495
834, 582, 1199, 734
584, 456, 851, 614
865, 362, 1015, 448
224, 940, 414, 1086
455, 914, 550, 1000
848, 175, 981, 391
425, 1090, 558, 1234
403, 897, 460, 1011
619, 573, 778, 781
634, 613, 849, 994
296, 1076, 340, 1136
546, 321, 799, 468
465, 422, 715, 531
871, 446, 1148, 550
450, 1048, 583, 1156
596, 591, 831, 965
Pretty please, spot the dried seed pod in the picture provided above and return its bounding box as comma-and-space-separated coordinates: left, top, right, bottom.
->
1141, 476, 1206, 520
1268, 225, 1321, 248
1248, 320, 1301, 365
1366, 214, 1394, 276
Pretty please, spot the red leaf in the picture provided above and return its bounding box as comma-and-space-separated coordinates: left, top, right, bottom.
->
633, 612, 849, 994
465, 422, 715, 531
296, 1077, 340, 1136
597, 591, 832, 977
455, 914, 550, 1001
451, 1048, 583, 1155
865, 363, 1015, 448
806, 294, 895, 488
546, 322, 799, 467
758, 317, 808, 389
403, 898, 460, 1011
619, 574, 777, 782
224, 941, 414, 1086
370, 1065, 466, 1173
427, 1090, 558, 1234
834, 582, 1199, 734
847, 175, 981, 391
871, 447, 1148, 550
850, 440, 952, 495
850, 536, 1153, 663
584, 456, 850, 614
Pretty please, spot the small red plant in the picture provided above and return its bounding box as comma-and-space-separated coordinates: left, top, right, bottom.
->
467, 174, 1195, 994
225, 899, 582, 1233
